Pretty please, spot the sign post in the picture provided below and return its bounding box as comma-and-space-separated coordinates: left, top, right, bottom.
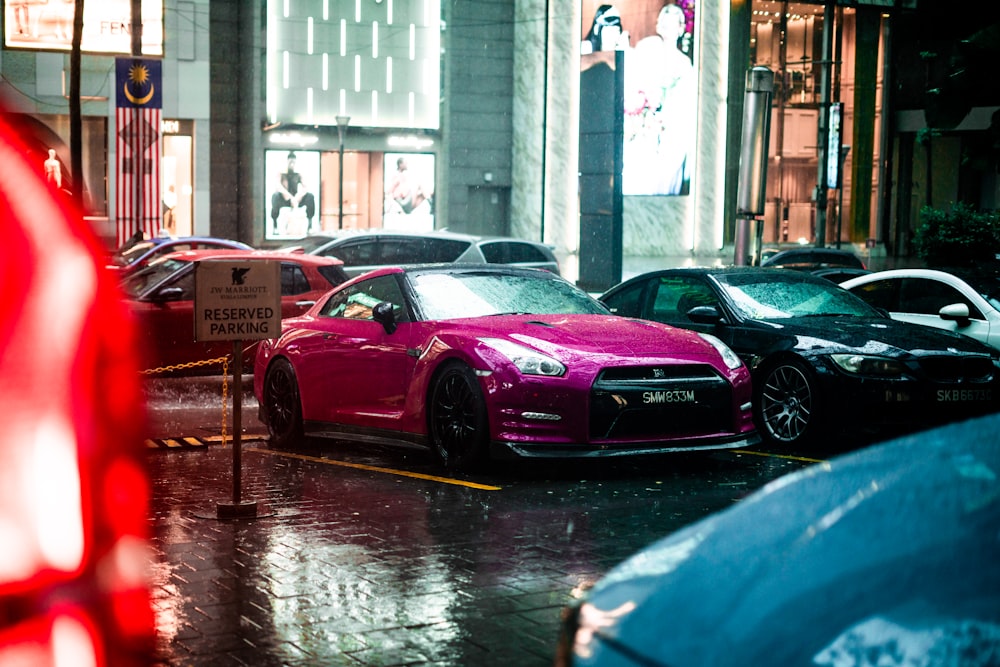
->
194, 260, 281, 519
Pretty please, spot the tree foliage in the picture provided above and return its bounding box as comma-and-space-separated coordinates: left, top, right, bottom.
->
914, 203, 1000, 267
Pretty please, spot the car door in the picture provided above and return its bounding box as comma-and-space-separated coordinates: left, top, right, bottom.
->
894, 277, 993, 346
848, 276, 992, 345
292, 274, 413, 429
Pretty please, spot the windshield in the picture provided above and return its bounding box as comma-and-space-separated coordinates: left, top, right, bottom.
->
410, 271, 609, 320
119, 257, 190, 298
715, 273, 882, 320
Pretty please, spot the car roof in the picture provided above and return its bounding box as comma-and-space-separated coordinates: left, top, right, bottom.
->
159, 248, 345, 266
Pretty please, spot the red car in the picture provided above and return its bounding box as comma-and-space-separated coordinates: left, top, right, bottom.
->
120, 249, 349, 375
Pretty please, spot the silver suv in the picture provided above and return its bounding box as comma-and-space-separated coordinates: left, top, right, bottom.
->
291, 229, 561, 278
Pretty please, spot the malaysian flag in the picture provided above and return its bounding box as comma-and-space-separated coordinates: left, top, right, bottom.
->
116, 58, 162, 246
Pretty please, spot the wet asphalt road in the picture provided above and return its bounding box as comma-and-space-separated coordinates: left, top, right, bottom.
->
143, 376, 858, 666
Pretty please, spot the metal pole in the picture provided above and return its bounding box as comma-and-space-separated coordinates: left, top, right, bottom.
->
735, 67, 774, 266
336, 115, 350, 229
814, 1, 834, 247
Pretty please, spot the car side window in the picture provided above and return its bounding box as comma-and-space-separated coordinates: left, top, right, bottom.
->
320, 275, 410, 322
322, 240, 377, 265
650, 277, 717, 324
417, 238, 469, 263
155, 270, 194, 301
898, 278, 984, 319
481, 241, 548, 264
280, 263, 311, 295
602, 283, 645, 318
848, 279, 897, 311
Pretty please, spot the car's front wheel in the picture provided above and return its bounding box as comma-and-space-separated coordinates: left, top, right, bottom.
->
754, 357, 822, 446
263, 358, 304, 449
428, 361, 489, 471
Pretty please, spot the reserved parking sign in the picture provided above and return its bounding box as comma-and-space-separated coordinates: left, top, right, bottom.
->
194, 260, 281, 341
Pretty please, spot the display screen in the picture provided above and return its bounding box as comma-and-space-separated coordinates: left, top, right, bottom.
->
264, 149, 322, 240
383, 152, 435, 231
3, 0, 163, 55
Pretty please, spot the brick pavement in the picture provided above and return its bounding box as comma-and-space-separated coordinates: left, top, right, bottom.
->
145, 442, 646, 667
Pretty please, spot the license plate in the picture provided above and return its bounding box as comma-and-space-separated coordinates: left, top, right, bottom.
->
936, 389, 992, 402
641, 389, 696, 405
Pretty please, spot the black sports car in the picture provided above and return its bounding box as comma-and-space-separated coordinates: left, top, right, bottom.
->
599, 267, 1000, 446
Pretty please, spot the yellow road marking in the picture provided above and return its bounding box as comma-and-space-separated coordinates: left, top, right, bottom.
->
245, 447, 503, 491
731, 449, 826, 464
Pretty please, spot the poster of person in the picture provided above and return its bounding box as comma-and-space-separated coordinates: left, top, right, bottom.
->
265, 149, 320, 239
581, 1, 697, 196
383, 152, 435, 231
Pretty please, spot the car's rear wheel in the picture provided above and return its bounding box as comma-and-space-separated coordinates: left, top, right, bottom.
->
755, 357, 821, 446
429, 361, 489, 471
263, 358, 304, 449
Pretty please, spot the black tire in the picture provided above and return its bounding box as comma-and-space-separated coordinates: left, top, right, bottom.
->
428, 361, 489, 471
263, 357, 304, 449
754, 357, 822, 446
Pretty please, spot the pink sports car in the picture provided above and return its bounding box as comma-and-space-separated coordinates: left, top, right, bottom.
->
254, 265, 759, 470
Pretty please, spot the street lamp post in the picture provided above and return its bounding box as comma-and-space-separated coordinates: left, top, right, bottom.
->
335, 115, 350, 229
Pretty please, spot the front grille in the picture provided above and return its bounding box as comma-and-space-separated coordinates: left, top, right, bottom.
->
590, 364, 734, 439
918, 355, 995, 383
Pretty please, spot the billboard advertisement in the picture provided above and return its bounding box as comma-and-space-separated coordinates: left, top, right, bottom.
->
581, 1, 697, 196
4, 0, 163, 56
265, 149, 321, 240
383, 152, 435, 231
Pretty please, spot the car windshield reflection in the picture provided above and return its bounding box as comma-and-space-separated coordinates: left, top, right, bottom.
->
411, 271, 608, 320
715, 273, 882, 320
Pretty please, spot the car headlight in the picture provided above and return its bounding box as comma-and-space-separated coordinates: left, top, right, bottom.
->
829, 353, 906, 377
698, 333, 744, 370
480, 338, 566, 376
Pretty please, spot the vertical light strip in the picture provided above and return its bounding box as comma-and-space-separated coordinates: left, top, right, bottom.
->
283, 0, 289, 18
354, 55, 361, 92
323, 0, 329, 21
388, 0, 394, 24
322, 54, 329, 90
371, 91, 378, 123
372, 22, 379, 58
355, 0, 361, 22
307, 87, 314, 124
339, 89, 346, 116
424, 0, 433, 26
409, 24, 415, 60
282, 51, 289, 88
386, 57, 393, 93
340, 19, 346, 57
307, 17, 314, 54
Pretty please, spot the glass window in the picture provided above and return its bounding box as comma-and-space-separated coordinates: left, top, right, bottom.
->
898, 278, 984, 319
320, 240, 378, 265
602, 282, 645, 318
848, 279, 897, 312
280, 263, 310, 295
651, 277, 717, 325
320, 275, 409, 322
480, 241, 549, 264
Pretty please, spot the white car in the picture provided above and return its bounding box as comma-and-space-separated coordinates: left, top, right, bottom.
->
841, 268, 1000, 351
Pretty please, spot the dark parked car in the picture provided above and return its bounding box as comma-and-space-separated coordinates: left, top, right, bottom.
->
105, 235, 253, 277
121, 249, 349, 374
305, 229, 561, 277
555, 412, 1000, 667
255, 265, 758, 470
599, 267, 1000, 446
760, 246, 866, 274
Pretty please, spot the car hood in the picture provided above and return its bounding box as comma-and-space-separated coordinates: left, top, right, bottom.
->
750, 315, 997, 357
445, 314, 718, 359
571, 413, 1000, 666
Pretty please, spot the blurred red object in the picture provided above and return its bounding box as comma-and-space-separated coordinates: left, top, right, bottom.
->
0, 108, 154, 665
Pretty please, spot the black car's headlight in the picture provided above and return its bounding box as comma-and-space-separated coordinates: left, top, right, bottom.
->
829, 353, 907, 377
480, 337, 566, 376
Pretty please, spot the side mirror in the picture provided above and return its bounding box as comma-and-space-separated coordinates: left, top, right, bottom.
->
151, 286, 185, 303
687, 305, 724, 325
372, 301, 397, 334
939, 302, 971, 327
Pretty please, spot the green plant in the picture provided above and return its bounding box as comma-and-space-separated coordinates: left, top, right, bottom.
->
913, 203, 1000, 267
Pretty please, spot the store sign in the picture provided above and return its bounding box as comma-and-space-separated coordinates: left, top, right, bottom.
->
194, 261, 281, 342
4, 0, 163, 56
